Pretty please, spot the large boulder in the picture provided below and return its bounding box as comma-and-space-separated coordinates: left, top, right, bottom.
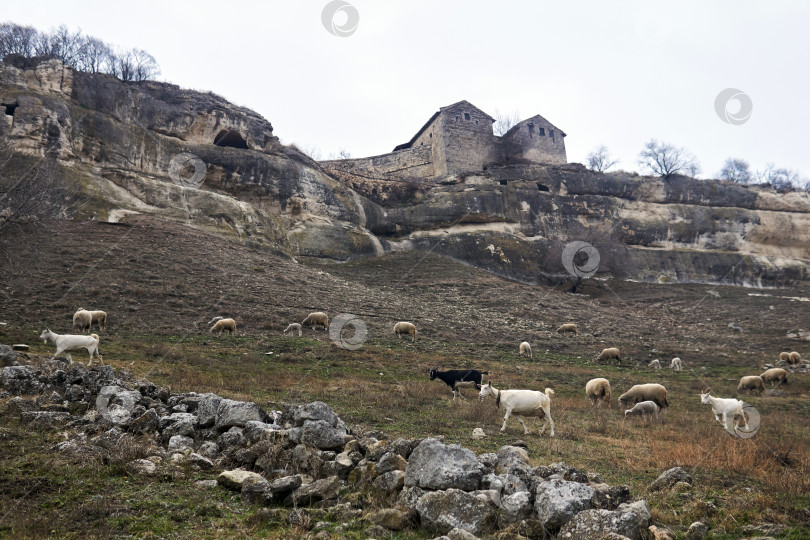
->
96, 385, 142, 426
1, 365, 43, 395
534, 479, 595, 531
288, 419, 348, 450
293, 401, 340, 427
288, 476, 341, 505
197, 393, 222, 428
650, 467, 692, 491
215, 399, 270, 430
0, 344, 15, 366
404, 438, 482, 491
557, 508, 643, 540
415, 488, 497, 536
217, 469, 265, 491
129, 409, 159, 434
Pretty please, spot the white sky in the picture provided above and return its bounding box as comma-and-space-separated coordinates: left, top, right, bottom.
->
6, 0, 810, 178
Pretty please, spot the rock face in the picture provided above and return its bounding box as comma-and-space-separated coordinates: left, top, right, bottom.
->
2, 58, 808, 284
404, 438, 483, 491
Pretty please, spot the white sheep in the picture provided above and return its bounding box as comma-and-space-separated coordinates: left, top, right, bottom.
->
73, 309, 92, 332
284, 323, 302, 337
585, 378, 611, 408
624, 400, 660, 420
760, 368, 788, 387
40, 329, 102, 366
210, 318, 236, 335
479, 382, 554, 436
596, 347, 621, 365
75, 308, 106, 332
700, 391, 749, 433
519, 341, 532, 358
649, 359, 661, 370
556, 323, 578, 334
670, 357, 682, 372
737, 375, 764, 395
394, 321, 417, 342
302, 312, 329, 331
789, 351, 802, 365
618, 383, 669, 409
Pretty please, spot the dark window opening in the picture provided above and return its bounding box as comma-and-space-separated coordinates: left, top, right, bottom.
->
464, 112, 471, 121
499, 180, 507, 186
429, 133, 432, 138
527, 123, 534, 137
536, 183, 549, 192
475, 119, 479, 125
213, 129, 248, 149
538, 127, 545, 136
549, 129, 554, 140
2, 102, 18, 116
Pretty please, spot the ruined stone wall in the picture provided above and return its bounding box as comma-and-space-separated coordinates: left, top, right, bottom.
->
504, 115, 567, 165
320, 144, 434, 182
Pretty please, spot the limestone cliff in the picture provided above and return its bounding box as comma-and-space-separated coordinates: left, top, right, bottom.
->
1, 58, 808, 286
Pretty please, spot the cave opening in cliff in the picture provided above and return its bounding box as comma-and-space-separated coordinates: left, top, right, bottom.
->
213, 130, 248, 149
2, 102, 18, 116
536, 183, 549, 191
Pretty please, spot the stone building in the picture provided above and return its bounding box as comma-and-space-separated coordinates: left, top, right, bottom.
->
320, 100, 567, 199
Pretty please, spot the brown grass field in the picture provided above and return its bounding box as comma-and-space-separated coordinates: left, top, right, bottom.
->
0, 218, 808, 538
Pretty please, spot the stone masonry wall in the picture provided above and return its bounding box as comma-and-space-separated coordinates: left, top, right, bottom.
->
503, 115, 567, 165
437, 102, 498, 175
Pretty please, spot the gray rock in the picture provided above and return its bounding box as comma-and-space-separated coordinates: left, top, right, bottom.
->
375, 452, 408, 475
168, 435, 194, 452
289, 475, 341, 505
447, 527, 481, 540
189, 452, 214, 469
244, 420, 273, 443
496, 445, 529, 472
158, 412, 197, 431
130, 409, 159, 434
195, 479, 218, 489
415, 488, 497, 536
197, 441, 218, 459
374, 470, 406, 493
477, 452, 498, 475
288, 419, 348, 450
534, 478, 595, 531
321, 452, 354, 478
290, 443, 324, 475
650, 467, 692, 491
481, 474, 504, 493
218, 427, 245, 450
397, 485, 425, 510
97, 385, 142, 426
162, 418, 196, 441
127, 459, 157, 476
21, 411, 70, 428
1, 365, 42, 395
241, 477, 272, 506
5, 396, 37, 416
617, 500, 652, 532
217, 469, 265, 490
267, 475, 302, 495
686, 521, 709, 540
499, 491, 533, 526
557, 508, 641, 540
364, 524, 393, 538
591, 484, 631, 510
502, 473, 528, 496
197, 393, 222, 428
389, 438, 421, 459
216, 399, 270, 431
368, 507, 413, 531
293, 401, 340, 427
0, 344, 16, 365
404, 438, 483, 491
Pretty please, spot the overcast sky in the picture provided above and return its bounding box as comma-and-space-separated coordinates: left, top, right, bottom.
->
6, 1, 810, 179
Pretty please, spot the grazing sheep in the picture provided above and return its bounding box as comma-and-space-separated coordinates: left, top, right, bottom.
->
789, 351, 802, 365
76, 308, 106, 332
429, 368, 489, 400
624, 400, 660, 420
596, 347, 622, 365
210, 318, 236, 335
700, 391, 749, 433
649, 359, 661, 370
479, 382, 555, 436
40, 329, 102, 366
761, 368, 788, 387
302, 312, 329, 331
393, 321, 416, 342
737, 375, 765, 395
618, 383, 669, 409
284, 323, 302, 337
73, 309, 92, 332
585, 378, 611, 408
670, 357, 682, 372
779, 351, 791, 364
556, 323, 578, 334
519, 341, 532, 358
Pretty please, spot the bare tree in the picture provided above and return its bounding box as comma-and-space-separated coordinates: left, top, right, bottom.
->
586, 145, 618, 172
493, 110, 521, 137
755, 163, 803, 192
78, 36, 112, 73
35, 24, 86, 68
637, 139, 700, 178
131, 48, 160, 81
719, 158, 751, 183
0, 22, 40, 57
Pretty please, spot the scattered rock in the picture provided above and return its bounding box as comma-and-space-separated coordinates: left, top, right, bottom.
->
289, 476, 342, 505
21, 411, 71, 428
447, 527, 481, 540
215, 399, 270, 430
686, 521, 708, 540
217, 469, 265, 491
288, 419, 349, 450
130, 409, 159, 434
368, 507, 413, 531
650, 467, 692, 491
167, 435, 193, 452
127, 459, 157, 476
405, 438, 483, 491
375, 452, 408, 474
416, 488, 497, 536
189, 452, 214, 470
557, 508, 642, 540
194, 479, 218, 489
268, 475, 302, 496
534, 479, 595, 531
649, 524, 675, 540
374, 470, 406, 494
472, 428, 486, 440
241, 477, 273, 506
499, 491, 533, 526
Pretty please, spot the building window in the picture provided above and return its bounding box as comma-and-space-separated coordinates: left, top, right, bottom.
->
538, 127, 545, 136
549, 130, 554, 140
475, 120, 479, 125
464, 112, 471, 121
527, 123, 534, 137
429, 133, 432, 138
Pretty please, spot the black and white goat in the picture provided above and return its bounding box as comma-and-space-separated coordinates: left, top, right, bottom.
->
429, 368, 489, 400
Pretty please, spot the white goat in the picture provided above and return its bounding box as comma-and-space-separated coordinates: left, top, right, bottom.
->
700, 391, 749, 433
649, 359, 661, 370
284, 323, 302, 337
479, 382, 554, 437
519, 341, 532, 358
40, 329, 102, 366
670, 357, 682, 372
